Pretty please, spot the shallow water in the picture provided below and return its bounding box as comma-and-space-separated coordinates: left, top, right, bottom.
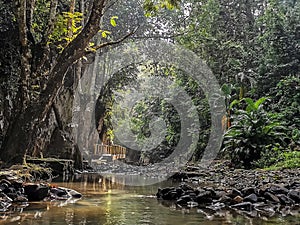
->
0, 174, 299, 225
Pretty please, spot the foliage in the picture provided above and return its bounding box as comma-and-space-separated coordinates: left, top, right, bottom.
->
32, 0, 51, 42
223, 97, 287, 169
268, 76, 300, 146
49, 12, 83, 49
265, 151, 300, 170
255, 0, 300, 94
143, 0, 181, 16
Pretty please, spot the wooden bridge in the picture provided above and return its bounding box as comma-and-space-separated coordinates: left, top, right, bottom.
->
93, 144, 127, 160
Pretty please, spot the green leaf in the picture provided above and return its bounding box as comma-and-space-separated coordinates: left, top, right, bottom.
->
229, 99, 240, 109
221, 84, 232, 96
254, 97, 268, 110
110, 16, 118, 27
99, 30, 111, 38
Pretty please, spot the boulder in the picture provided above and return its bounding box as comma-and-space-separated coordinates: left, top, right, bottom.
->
24, 184, 49, 201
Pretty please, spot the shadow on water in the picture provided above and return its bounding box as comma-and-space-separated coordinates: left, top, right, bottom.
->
0, 173, 299, 225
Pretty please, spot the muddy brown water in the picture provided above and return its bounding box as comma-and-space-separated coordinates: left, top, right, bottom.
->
0, 174, 299, 225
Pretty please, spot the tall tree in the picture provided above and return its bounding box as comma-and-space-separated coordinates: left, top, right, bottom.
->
0, 0, 180, 165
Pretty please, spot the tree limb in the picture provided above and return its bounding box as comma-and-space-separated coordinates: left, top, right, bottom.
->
88, 26, 139, 52
39, 0, 107, 121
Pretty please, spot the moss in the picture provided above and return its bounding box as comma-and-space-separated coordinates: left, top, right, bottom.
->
264, 151, 300, 170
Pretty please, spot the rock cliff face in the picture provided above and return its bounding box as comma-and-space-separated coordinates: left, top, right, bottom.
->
0, 1, 82, 168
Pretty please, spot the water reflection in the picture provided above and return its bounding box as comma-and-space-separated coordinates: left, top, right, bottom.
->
0, 174, 299, 225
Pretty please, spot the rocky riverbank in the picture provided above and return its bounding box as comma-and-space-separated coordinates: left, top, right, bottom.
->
157, 162, 300, 218
0, 168, 82, 213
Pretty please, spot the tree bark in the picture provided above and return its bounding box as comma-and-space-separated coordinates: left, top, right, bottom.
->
17, 0, 31, 110
0, 0, 107, 165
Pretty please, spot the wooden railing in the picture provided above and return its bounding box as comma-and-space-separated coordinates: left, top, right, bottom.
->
94, 144, 126, 160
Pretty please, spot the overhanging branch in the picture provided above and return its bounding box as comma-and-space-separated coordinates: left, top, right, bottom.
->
87, 26, 139, 53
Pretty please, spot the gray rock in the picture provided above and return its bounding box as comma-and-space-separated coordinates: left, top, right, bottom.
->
24, 184, 49, 201
231, 202, 254, 211
195, 191, 213, 204
244, 193, 258, 203
264, 192, 280, 203
288, 190, 300, 203
176, 195, 193, 206
267, 184, 289, 195
277, 194, 295, 205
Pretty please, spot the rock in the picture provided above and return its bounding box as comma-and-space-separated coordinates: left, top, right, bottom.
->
242, 187, 258, 196
50, 187, 70, 200
155, 165, 300, 218
244, 194, 258, 203
219, 195, 232, 205
288, 190, 300, 203
267, 184, 289, 195
229, 188, 243, 198
24, 184, 49, 201
214, 190, 226, 199
264, 192, 280, 203
0, 183, 9, 192
14, 195, 28, 202
156, 187, 175, 199
0, 201, 11, 212
176, 195, 193, 206
207, 202, 226, 211
66, 189, 82, 198
231, 202, 254, 211
277, 194, 295, 205
195, 191, 213, 204
0, 193, 13, 203
233, 196, 244, 203
164, 191, 180, 200
187, 201, 199, 208
179, 183, 194, 192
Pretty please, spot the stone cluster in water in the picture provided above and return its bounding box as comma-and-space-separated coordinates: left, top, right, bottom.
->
157, 163, 300, 218
157, 182, 300, 218
0, 171, 82, 212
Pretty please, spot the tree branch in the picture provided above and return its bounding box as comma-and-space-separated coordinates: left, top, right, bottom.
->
39, 0, 107, 121
88, 26, 139, 52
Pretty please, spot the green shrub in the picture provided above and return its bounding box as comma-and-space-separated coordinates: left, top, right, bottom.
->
223, 97, 287, 169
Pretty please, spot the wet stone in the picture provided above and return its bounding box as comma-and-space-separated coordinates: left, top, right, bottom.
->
24, 184, 50, 201
288, 190, 300, 203
277, 194, 295, 205
233, 196, 243, 203
176, 195, 193, 206
244, 193, 258, 203
264, 192, 281, 203
231, 202, 254, 211
156, 163, 300, 218
267, 184, 289, 195
230, 188, 243, 198
195, 191, 214, 204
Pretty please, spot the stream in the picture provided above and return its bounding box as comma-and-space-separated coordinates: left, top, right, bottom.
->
1, 174, 299, 225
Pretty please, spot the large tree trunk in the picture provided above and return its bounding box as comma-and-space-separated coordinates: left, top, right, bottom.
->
0, 0, 107, 166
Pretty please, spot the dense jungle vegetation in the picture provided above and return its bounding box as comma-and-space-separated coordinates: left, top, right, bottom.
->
0, 0, 299, 170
